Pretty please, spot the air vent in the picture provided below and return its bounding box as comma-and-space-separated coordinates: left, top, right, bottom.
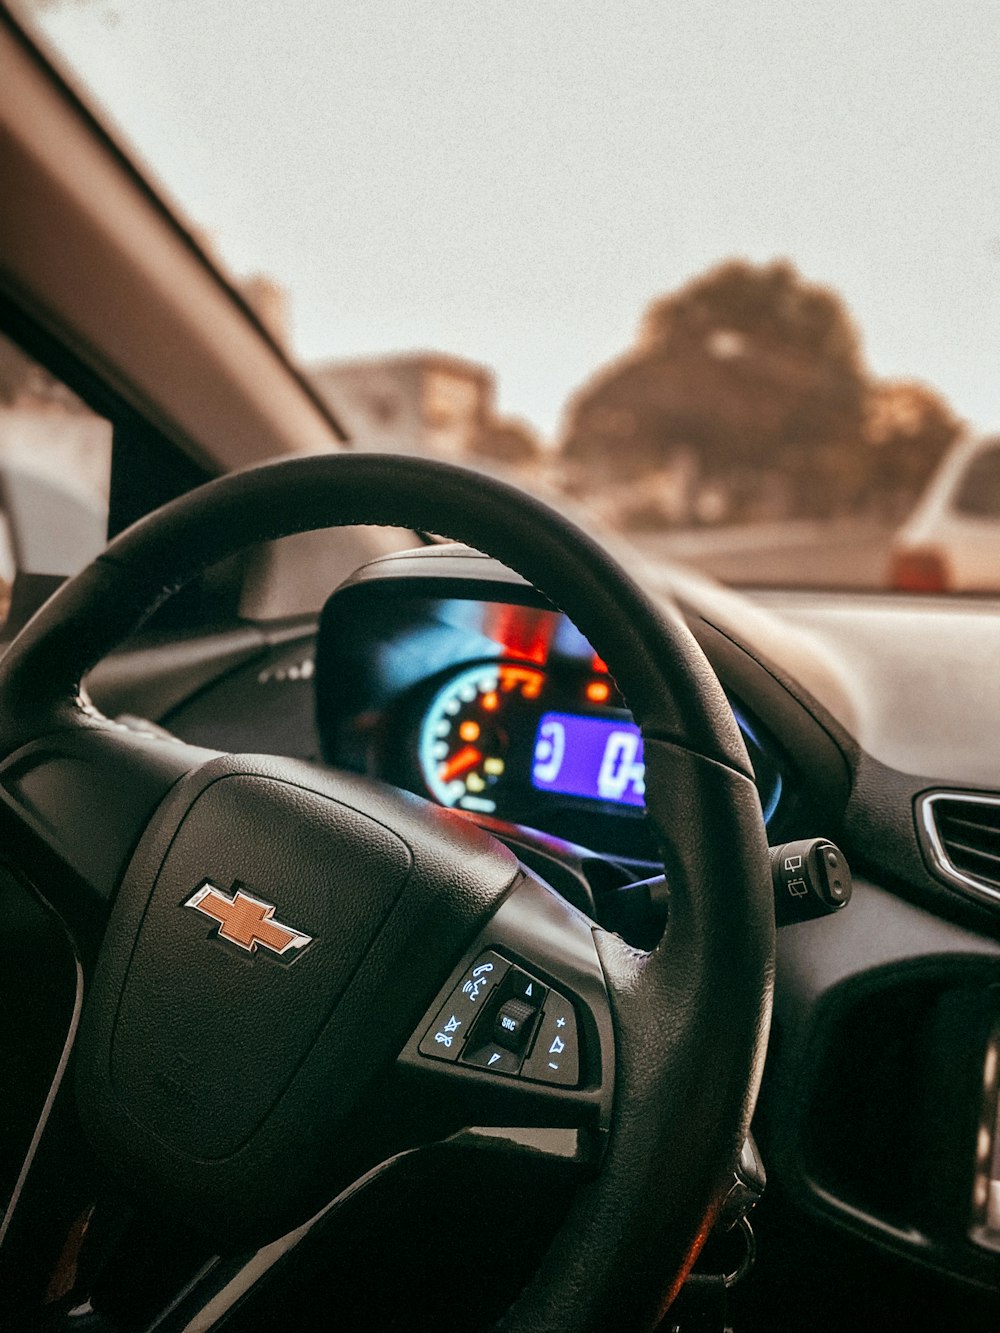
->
919, 792, 1000, 909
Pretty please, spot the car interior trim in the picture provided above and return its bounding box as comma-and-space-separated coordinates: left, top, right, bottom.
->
0, 880, 83, 1249
918, 791, 1000, 911
0, 10, 346, 472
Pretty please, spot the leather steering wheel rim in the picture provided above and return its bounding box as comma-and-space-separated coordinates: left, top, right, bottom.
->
0, 453, 774, 1332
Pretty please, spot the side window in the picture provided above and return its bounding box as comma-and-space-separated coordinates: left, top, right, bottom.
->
953, 444, 1000, 519
0, 329, 111, 633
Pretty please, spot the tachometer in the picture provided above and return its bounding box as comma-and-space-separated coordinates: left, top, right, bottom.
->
418, 662, 545, 812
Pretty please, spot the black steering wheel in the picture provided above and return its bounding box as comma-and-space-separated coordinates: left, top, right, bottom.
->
0, 454, 773, 1331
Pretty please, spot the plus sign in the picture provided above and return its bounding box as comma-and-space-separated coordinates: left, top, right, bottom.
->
556, 1017, 566, 1028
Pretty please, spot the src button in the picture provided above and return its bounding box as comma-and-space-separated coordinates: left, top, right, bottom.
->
493, 998, 538, 1054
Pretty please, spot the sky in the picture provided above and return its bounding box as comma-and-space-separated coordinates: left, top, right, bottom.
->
29, 0, 1000, 442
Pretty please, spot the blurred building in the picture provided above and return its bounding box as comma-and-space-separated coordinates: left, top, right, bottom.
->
310, 352, 495, 459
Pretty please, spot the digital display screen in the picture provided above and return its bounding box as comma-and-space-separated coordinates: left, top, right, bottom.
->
531, 711, 645, 807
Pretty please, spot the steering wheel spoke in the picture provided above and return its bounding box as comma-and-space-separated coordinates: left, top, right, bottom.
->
395, 869, 615, 1169
0, 724, 216, 950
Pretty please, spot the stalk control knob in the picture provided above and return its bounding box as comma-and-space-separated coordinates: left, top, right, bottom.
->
769, 838, 852, 926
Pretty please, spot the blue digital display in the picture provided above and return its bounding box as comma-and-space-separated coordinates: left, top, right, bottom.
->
532, 711, 646, 807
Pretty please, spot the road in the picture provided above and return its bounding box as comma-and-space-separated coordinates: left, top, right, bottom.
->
628, 517, 895, 590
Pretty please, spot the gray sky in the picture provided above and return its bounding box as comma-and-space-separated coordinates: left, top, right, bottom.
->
32, 0, 1000, 441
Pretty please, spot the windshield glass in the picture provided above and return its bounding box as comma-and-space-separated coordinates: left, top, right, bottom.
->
23, 0, 1000, 595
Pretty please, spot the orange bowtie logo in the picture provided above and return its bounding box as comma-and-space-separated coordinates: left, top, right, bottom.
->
184, 882, 313, 956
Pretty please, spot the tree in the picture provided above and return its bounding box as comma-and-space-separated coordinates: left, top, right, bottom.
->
559, 259, 945, 523
863, 380, 963, 519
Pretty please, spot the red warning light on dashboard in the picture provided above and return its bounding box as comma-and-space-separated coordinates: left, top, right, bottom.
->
591, 653, 609, 674
489, 605, 552, 664
585, 680, 611, 704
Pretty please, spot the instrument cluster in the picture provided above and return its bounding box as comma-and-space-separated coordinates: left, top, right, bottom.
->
418, 658, 647, 813
315, 566, 786, 859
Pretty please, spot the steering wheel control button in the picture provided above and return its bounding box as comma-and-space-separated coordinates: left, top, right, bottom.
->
464, 1039, 520, 1071
523, 992, 579, 1086
507, 968, 546, 1007
493, 998, 538, 1053
418, 952, 510, 1061
462, 1041, 521, 1075
420, 1006, 467, 1061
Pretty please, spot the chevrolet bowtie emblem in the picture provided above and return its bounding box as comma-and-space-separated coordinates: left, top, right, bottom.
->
184, 881, 313, 956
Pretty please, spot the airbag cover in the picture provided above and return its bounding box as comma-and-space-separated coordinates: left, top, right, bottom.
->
110, 773, 412, 1158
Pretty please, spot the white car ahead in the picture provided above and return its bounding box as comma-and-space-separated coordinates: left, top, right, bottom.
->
889, 434, 1000, 592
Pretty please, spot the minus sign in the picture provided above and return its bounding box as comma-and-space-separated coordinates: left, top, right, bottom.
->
548, 1062, 559, 1069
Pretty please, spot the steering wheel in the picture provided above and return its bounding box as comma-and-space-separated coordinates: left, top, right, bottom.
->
0, 454, 773, 1331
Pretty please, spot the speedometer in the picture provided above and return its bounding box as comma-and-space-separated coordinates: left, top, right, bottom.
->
418, 662, 545, 812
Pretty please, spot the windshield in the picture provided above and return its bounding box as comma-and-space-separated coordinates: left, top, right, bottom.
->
23, 0, 1000, 595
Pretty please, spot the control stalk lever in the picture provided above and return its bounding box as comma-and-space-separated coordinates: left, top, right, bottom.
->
602, 838, 851, 942
769, 837, 852, 926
